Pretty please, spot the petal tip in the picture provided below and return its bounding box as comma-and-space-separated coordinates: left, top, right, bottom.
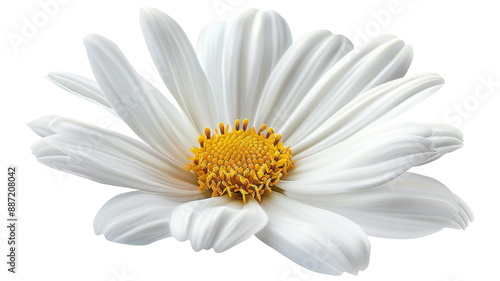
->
28, 115, 58, 137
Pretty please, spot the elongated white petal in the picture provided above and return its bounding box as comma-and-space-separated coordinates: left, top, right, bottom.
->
94, 191, 205, 245
47, 72, 114, 113
254, 30, 353, 127
197, 21, 230, 121
222, 9, 292, 123
279, 36, 412, 142
285, 173, 473, 238
255, 192, 370, 276
293, 73, 444, 158
83, 34, 198, 164
292, 122, 462, 173
29, 116, 199, 195
453, 194, 474, 228
170, 196, 268, 252
280, 122, 463, 195
281, 123, 435, 194
140, 8, 218, 130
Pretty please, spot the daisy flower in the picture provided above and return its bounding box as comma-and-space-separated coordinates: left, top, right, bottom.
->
29, 8, 473, 276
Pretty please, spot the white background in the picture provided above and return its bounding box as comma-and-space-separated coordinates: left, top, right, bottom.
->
1, 0, 498, 280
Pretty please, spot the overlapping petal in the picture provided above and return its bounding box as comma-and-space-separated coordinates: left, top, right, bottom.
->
256, 192, 370, 275
140, 8, 218, 130
170, 196, 268, 252
197, 20, 230, 120
418, 123, 464, 165
47, 72, 114, 113
253, 30, 353, 127
218, 9, 292, 123
285, 173, 473, 238
278, 35, 413, 141
84, 34, 199, 164
29, 116, 199, 195
94, 191, 205, 245
280, 122, 461, 194
291, 73, 444, 158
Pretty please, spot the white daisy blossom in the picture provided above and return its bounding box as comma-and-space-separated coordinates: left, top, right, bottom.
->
29, 8, 473, 276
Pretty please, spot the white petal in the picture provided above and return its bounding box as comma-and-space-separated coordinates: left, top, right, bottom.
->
453, 194, 474, 228
29, 116, 199, 195
254, 30, 353, 127
221, 9, 292, 123
418, 124, 463, 165
47, 72, 114, 114
255, 192, 370, 276
170, 196, 268, 252
293, 73, 444, 158
196, 20, 230, 122
28, 115, 58, 137
140, 8, 218, 130
286, 122, 463, 181
279, 35, 412, 143
94, 191, 205, 245
83, 34, 199, 164
285, 173, 473, 238
280, 123, 443, 194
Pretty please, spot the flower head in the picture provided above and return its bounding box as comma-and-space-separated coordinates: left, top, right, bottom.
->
29, 8, 473, 276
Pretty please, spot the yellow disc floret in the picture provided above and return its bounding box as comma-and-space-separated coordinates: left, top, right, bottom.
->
186, 119, 293, 203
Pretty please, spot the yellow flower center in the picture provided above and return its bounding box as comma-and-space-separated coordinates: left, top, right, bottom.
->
186, 119, 293, 203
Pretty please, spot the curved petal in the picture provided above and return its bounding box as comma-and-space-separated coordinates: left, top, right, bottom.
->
418, 123, 463, 165
293, 73, 444, 158
29, 115, 199, 195
94, 191, 205, 245
170, 196, 268, 252
280, 122, 462, 195
83, 34, 199, 164
47, 72, 114, 114
255, 192, 370, 276
221, 9, 292, 123
285, 173, 473, 238
196, 20, 230, 121
279, 35, 413, 142
140, 8, 218, 130
253, 30, 353, 127
454, 194, 474, 226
